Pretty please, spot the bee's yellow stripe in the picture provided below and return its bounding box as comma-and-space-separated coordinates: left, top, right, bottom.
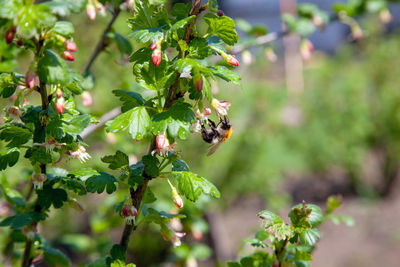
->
223, 127, 232, 142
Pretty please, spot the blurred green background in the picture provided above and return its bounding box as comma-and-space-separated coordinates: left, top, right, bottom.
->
2, 4, 400, 267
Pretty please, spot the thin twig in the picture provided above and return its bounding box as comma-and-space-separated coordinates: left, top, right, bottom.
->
83, 8, 121, 74
80, 106, 121, 138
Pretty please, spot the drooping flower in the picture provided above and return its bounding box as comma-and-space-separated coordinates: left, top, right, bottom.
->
379, 9, 392, 24
121, 204, 138, 224
65, 40, 77, 52
217, 10, 224, 16
5, 28, 15, 44
152, 49, 162, 66
172, 232, 186, 247
82, 91, 93, 107
300, 39, 314, 61
25, 70, 36, 89
56, 97, 65, 114
191, 120, 202, 133
195, 108, 211, 122
63, 51, 75, 61
152, 133, 176, 156
5, 106, 24, 122
86, 0, 96, 20
34, 139, 66, 152
211, 98, 231, 117
68, 145, 91, 163
31, 173, 47, 190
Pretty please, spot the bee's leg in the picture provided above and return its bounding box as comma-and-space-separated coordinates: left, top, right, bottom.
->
207, 119, 216, 128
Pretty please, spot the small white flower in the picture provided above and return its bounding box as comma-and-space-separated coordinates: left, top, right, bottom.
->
195, 108, 212, 122
31, 173, 47, 190
69, 145, 91, 163
211, 98, 231, 117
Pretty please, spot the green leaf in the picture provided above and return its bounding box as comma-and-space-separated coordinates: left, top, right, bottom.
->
0, 212, 45, 229
113, 90, 145, 113
0, 73, 18, 98
128, 0, 166, 43
63, 115, 91, 135
142, 155, 159, 177
289, 204, 312, 231
61, 178, 86, 195
291, 204, 323, 227
142, 207, 173, 225
0, 124, 32, 147
299, 228, 320, 246
151, 101, 195, 139
0, 185, 26, 207
69, 168, 99, 181
167, 171, 220, 202
106, 106, 150, 140
37, 186, 68, 209
42, 246, 71, 267
25, 146, 52, 165
46, 117, 64, 139
282, 14, 316, 37
15, 3, 56, 38
114, 33, 133, 55
203, 14, 239, 46
169, 15, 195, 34
171, 2, 191, 21
258, 210, 292, 240
142, 187, 157, 204
102, 151, 129, 170
110, 244, 126, 262
53, 21, 74, 37
38, 49, 68, 85
210, 66, 241, 85
87, 257, 109, 267
325, 195, 341, 214
172, 158, 189, 171
133, 51, 177, 91
85, 171, 117, 194
129, 26, 163, 43
43, 0, 85, 16
0, 148, 19, 170
0, 0, 19, 19
293, 249, 312, 261
188, 38, 211, 59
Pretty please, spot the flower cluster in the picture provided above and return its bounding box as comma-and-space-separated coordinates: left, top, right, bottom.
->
121, 204, 138, 225
68, 145, 91, 163
31, 173, 47, 190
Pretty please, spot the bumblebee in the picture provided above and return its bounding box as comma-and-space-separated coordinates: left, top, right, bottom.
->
201, 117, 232, 156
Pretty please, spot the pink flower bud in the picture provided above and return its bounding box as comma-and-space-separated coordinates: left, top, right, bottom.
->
173, 190, 184, 209
25, 71, 36, 89
86, 3, 96, 20
194, 76, 203, 92
63, 51, 75, 61
65, 41, 77, 52
300, 39, 314, 61
217, 10, 224, 16
225, 54, 239, 66
152, 49, 162, 66
204, 108, 212, 116
56, 90, 63, 98
5, 29, 14, 44
156, 133, 169, 150
56, 97, 65, 114
82, 91, 93, 107
150, 42, 157, 50
16, 39, 24, 47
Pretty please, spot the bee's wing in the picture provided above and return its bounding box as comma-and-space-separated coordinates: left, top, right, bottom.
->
207, 141, 223, 156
